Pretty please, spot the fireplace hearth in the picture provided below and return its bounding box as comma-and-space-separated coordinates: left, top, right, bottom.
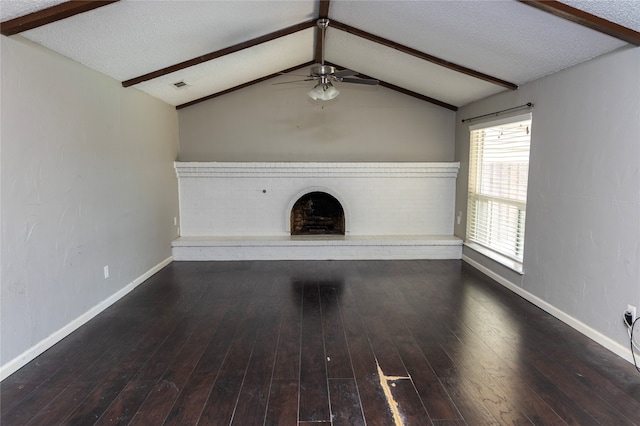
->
291, 192, 345, 235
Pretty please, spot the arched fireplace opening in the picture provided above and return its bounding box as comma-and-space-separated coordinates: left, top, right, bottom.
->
290, 192, 345, 235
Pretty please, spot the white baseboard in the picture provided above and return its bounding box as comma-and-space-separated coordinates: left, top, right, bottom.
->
0, 256, 173, 382
462, 255, 633, 364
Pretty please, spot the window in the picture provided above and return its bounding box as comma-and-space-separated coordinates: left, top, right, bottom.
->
466, 113, 532, 270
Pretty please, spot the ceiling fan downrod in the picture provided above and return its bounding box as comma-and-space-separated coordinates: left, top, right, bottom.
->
317, 18, 329, 66
310, 18, 335, 77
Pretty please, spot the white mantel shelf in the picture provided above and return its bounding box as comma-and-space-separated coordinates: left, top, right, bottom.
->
174, 161, 460, 178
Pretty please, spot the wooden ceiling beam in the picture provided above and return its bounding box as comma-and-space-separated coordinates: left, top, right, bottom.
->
314, 0, 331, 63
329, 20, 518, 91
378, 81, 458, 111
518, 0, 640, 46
1, 1, 119, 36
318, 0, 331, 19
176, 61, 315, 109
123, 20, 317, 87
334, 65, 458, 111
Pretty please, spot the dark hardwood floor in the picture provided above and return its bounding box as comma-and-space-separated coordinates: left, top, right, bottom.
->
2, 260, 639, 425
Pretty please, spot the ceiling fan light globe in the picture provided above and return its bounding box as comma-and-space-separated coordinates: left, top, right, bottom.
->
307, 84, 339, 101
324, 85, 340, 100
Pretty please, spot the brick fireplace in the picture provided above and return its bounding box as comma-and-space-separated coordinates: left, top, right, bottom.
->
172, 162, 462, 260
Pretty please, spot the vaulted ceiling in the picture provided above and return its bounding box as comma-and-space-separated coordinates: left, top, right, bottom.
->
2, 0, 639, 111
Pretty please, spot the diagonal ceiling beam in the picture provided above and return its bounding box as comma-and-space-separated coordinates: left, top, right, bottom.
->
176, 61, 316, 109
378, 81, 458, 111
1, 1, 119, 36
314, 0, 331, 63
518, 0, 640, 46
328, 20, 518, 91
333, 65, 458, 111
122, 20, 317, 87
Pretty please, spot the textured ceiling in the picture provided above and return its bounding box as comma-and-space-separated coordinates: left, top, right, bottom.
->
1, 0, 638, 110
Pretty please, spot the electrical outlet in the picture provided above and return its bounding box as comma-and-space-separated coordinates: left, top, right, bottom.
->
627, 305, 637, 325
104, 265, 109, 279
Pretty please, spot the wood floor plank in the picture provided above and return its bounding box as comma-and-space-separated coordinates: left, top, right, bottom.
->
392, 334, 463, 421
4, 315, 134, 387
406, 322, 500, 425
0, 381, 41, 415
328, 378, 365, 426
230, 383, 271, 425
194, 305, 248, 372
231, 305, 282, 425
1, 365, 88, 425
93, 380, 154, 425
374, 277, 463, 422
163, 370, 217, 425
548, 344, 640, 422
159, 319, 225, 392
271, 285, 302, 379
387, 378, 432, 425
71, 318, 152, 384
197, 374, 245, 425
25, 381, 96, 426
439, 339, 534, 425
340, 293, 398, 425
132, 317, 196, 381
127, 380, 181, 426
197, 301, 266, 424
526, 348, 637, 425
264, 379, 299, 426
109, 319, 179, 376
298, 282, 331, 422
361, 315, 411, 377
61, 371, 135, 426
320, 281, 354, 379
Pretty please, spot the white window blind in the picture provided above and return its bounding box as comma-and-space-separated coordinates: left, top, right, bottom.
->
466, 113, 532, 264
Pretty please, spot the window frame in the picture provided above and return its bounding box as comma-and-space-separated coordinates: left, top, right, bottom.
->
465, 112, 533, 273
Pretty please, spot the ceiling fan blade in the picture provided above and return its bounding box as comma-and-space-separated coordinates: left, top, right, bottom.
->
333, 69, 359, 78
272, 79, 315, 85
340, 77, 379, 85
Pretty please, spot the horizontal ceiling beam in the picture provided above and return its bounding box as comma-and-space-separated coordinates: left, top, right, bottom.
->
328, 20, 518, 91
176, 61, 316, 109
1, 1, 119, 36
123, 20, 317, 87
518, 0, 640, 46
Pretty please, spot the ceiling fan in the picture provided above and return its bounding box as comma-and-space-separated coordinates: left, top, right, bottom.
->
279, 18, 379, 101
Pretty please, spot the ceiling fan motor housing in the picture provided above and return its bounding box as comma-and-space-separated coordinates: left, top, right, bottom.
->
310, 65, 335, 76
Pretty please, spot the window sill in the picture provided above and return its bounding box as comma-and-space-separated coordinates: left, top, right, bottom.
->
464, 242, 524, 275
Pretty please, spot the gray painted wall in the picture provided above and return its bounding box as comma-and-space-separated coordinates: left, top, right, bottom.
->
1, 36, 180, 368
454, 46, 640, 350
178, 78, 456, 162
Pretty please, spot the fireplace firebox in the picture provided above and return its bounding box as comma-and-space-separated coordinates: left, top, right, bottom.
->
290, 192, 345, 235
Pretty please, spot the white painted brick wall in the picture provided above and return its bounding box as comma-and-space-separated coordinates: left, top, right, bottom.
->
176, 162, 460, 237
